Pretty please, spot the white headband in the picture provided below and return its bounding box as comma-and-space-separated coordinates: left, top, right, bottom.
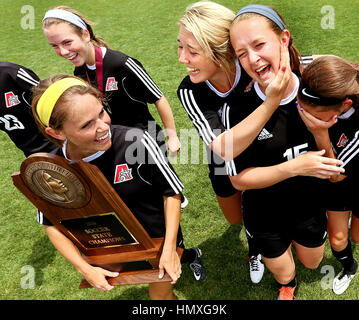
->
42, 9, 87, 30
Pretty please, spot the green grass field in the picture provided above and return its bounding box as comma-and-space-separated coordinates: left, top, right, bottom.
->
0, 0, 359, 303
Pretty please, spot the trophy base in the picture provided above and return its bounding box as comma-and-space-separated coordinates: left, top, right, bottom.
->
79, 268, 173, 288
78, 243, 183, 288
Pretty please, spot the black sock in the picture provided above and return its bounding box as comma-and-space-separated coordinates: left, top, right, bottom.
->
331, 240, 357, 273
181, 248, 196, 263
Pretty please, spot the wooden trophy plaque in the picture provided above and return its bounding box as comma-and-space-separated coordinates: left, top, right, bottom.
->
11, 153, 183, 288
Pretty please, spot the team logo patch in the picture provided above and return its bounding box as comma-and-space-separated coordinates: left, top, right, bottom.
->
114, 164, 133, 184
337, 133, 348, 148
4, 91, 21, 108
106, 77, 118, 91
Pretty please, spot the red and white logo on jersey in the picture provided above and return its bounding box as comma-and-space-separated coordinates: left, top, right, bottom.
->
337, 133, 348, 148
4, 92, 21, 108
106, 77, 118, 91
114, 164, 133, 184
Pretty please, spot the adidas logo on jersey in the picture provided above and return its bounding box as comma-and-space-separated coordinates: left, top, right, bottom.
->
258, 128, 273, 140
337, 133, 348, 148
4, 91, 21, 108
106, 77, 118, 91
114, 164, 133, 184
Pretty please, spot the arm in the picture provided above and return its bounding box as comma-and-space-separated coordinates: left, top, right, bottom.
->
230, 150, 345, 191
44, 225, 118, 291
210, 92, 285, 161
158, 194, 182, 284
154, 96, 181, 156
210, 45, 291, 161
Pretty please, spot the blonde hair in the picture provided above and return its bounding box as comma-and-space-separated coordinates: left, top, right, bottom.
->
178, 1, 236, 79
32, 74, 101, 146
42, 6, 110, 48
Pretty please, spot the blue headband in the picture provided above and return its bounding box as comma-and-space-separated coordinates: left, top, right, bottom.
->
235, 4, 286, 30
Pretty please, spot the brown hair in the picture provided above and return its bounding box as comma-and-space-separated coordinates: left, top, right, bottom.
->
299, 56, 359, 109
42, 6, 110, 48
32, 74, 101, 146
231, 9, 301, 74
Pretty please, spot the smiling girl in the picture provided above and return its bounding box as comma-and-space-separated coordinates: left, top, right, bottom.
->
176, 1, 294, 284
41, 6, 181, 156
227, 4, 345, 299
32, 74, 186, 299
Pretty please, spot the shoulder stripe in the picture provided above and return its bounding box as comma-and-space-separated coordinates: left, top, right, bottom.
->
36, 210, 44, 224
17, 68, 39, 86
221, 103, 230, 130
220, 103, 237, 176
125, 58, 163, 99
225, 159, 237, 176
337, 130, 359, 168
178, 88, 217, 145
141, 132, 183, 193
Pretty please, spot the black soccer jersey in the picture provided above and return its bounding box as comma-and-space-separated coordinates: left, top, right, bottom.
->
74, 48, 162, 131
38, 125, 184, 239
0, 62, 56, 156
177, 60, 253, 193
227, 73, 327, 227
177, 59, 252, 147
325, 107, 359, 213
331, 108, 359, 176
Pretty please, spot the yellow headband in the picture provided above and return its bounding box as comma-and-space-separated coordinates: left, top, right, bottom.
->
37, 78, 88, 126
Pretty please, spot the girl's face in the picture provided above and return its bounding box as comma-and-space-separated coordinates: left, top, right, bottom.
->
177, 25, 220, 84
230, 16, 288, 91
48, 93, 111, 159
43, 22, 94, 66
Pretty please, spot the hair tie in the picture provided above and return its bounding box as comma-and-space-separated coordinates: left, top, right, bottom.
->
43, 9, 87, 30
37, 78, 88, 126
234, 4, 286, 30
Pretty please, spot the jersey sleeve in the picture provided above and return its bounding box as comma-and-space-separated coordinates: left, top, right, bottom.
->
122, 57, 163, 104
300, 55, 314, 69
37, 210, 52, 226
177, 81, 225, 146
139, 131, 184, 196
15, 65, 39, 89
4, 64, 40, 107
336, 130, 359, 176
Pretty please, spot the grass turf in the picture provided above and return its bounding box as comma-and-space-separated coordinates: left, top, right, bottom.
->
0, 0, 358, 303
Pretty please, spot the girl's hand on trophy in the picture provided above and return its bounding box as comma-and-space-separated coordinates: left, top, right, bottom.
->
158, 249, 181, 284
85, 266, 119, 291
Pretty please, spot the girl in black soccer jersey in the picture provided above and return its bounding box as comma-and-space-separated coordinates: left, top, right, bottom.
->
177, 1, 291, 284
31, 74, 191, 299
0, 62, 56, 156
40, 7, 206, 280
227, 5, 344, 299
41, 6, 180, 156
297, 56, 359, 295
